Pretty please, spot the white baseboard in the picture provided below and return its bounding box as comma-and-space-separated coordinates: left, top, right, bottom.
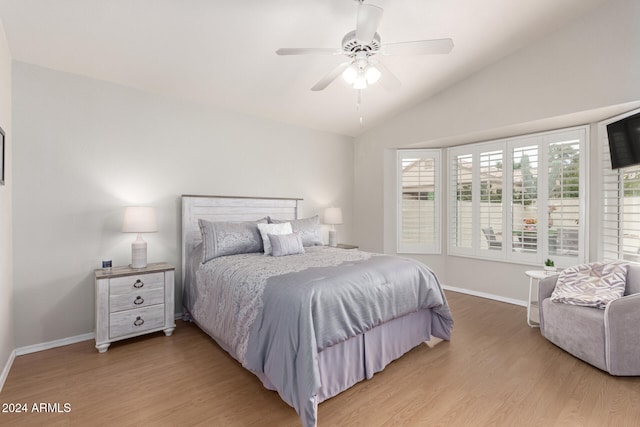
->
14, 312, 184, 357
0, 350, 16, 393
442, 284, 527, 307
15, 332, 95, 356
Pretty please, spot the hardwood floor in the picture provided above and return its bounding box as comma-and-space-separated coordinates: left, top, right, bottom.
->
1, 291, 639, 426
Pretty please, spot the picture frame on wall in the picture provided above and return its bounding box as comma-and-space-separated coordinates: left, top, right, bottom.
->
0, 125, 4, 186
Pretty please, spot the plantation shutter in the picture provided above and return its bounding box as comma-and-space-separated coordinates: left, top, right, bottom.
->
450, 153, 473, 251
479, 149, 504, 252
547, 140, 581, 259
511, 144, 539, 256
397, 150, 441, 254
447, 125, 586, 267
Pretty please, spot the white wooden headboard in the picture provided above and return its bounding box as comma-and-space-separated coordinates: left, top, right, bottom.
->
181, 195, 301, 284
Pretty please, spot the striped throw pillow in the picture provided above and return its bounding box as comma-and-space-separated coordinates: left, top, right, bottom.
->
268, 232, 305, 257
551, 262, 628, 309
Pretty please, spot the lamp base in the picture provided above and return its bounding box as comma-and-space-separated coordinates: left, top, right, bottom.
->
131, 235, 147, 269
328, 229, 337, 247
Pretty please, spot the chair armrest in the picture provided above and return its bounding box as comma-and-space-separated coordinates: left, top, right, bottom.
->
538, 275, 558, 302
604, 293, 640, 375
537, 275, 558, 333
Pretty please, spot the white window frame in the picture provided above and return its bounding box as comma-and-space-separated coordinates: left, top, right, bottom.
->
448, 126, 588, 267
397, 149, 441, 254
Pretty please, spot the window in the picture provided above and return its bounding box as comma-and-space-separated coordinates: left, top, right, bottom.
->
547, 139, 581, 258
451, 153, 473, 251
397, 150, 441, 254
601, 110, 640, 262
480, 149, 504, 252
448, 127, 587, 266
511, 144, 538, 256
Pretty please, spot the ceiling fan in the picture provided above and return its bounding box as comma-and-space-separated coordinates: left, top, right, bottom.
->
276, 0, 454, 92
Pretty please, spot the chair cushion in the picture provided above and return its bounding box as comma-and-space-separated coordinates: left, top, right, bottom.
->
551, 262, 627, 309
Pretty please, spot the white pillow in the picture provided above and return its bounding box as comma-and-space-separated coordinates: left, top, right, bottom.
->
551, 262, 628, 309
257, 222, 292, 255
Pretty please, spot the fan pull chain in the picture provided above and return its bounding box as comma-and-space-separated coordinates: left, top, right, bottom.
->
356, 90, 364, 126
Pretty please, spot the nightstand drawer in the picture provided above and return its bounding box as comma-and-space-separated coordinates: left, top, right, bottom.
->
109, 272, 164, 296
109, 305, 165, 338
110, 287, 164, 313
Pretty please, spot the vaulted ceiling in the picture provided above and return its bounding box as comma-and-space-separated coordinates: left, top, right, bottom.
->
0, 0, 609, 136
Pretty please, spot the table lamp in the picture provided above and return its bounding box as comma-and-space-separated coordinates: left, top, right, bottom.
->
324, 207, 343, 247
122, 206, 158, 268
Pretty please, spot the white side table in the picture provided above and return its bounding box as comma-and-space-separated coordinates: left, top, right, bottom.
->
524, 270, 554, 328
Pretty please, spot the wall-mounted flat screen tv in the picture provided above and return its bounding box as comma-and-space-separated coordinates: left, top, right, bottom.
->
607, 112, 640, 169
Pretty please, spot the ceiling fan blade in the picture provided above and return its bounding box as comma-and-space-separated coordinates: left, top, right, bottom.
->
276, 48, 340, 56
382, 38, 454, 55
356, 4, 383, 44
311, 62, 351, 91
372, 60, 401, 91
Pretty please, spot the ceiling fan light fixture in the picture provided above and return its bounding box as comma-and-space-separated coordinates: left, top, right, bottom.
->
276, 2, 454, 95
353, 73, 368, 90
342, 65, 358, 84
364, 64, 381, 84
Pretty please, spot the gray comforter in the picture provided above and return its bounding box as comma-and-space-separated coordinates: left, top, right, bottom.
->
187, 246, 453, 427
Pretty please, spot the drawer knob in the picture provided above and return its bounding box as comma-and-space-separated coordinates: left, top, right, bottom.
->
133, 316, 145, 327
133, 279, 144, 289
133, 296, 144, 305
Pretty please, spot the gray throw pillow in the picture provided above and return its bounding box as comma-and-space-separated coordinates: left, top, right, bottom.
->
269, 232, 305, 257
269, 215, 322, 247
198, 218, 267, 263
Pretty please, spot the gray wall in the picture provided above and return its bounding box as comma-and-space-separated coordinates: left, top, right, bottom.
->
12, 62, 355, 348
354, 0, 640, 301
0, 17, 13, 386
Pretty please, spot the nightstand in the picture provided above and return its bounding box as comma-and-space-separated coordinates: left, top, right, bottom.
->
95, 262, 176, 353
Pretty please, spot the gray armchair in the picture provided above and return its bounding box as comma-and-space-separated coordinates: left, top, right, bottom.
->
538, 263, 640, 376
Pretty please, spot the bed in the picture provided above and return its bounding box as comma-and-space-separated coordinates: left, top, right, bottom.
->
181, 195, 453, 427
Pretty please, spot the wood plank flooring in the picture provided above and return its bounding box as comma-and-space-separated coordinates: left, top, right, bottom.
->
1, 291, 639, 426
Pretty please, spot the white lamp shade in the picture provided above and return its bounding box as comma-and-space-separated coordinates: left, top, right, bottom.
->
122, 206, 158, 233
324, 207, 343, 225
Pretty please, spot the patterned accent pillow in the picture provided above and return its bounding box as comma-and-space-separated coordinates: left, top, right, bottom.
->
198, 218, 268, 263
269, 232, 305, 257
257, 222, 293, 255
269, 215, 322, 247
551, 262, 628, 309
